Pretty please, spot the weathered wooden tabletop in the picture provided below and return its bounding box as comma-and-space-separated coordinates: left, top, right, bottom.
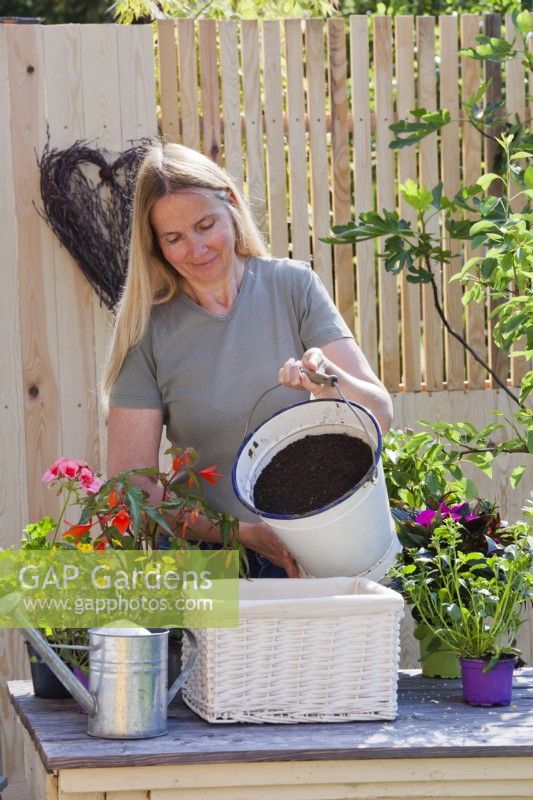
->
8, 670, 533, 771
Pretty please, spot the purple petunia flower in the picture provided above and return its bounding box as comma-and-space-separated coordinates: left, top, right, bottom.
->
415, 508, 437, 526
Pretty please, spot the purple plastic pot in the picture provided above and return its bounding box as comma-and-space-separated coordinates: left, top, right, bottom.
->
460, 656, 515, 707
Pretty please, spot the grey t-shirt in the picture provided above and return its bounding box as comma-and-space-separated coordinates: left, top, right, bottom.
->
109, 256, 353, 520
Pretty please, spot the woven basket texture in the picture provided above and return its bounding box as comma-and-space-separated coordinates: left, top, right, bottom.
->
181, 576, 404, 724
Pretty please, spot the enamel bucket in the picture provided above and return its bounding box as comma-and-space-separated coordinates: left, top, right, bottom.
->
232, 399, 400, 580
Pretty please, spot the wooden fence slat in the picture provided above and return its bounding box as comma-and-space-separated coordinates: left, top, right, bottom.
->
328, 17, 354, 334
81, 25, 122, 148
350, 16, 377, 371
482, 13, 509, 389
505, 12, 528, 387
417, 15, 443, 391
158, 20, 180, 142
118, 25, 158, 140
285, 18, 310, 263
374, 16, 400, 391
177, 19, 200, 151
395, 15, 421, 391
80, 25, 122, 474
0, 23, 31, 780
199, 19, 221, 163
6, 23, 61, 520
0, 27, 29, 547
219, 20, 244, 191
262, 20, 289, 258
117, 24, 166, 469
42, 24, 99, 469
305, 19, 333, 295
241, 20, 267, 231
439, 14, 465, 390
120, 26, 159, 468
461, 15, 487, 390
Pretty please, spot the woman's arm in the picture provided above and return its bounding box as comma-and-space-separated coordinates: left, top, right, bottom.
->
106, 407, 299, 576
107, 407, 164, 483
279, 339, 393, 433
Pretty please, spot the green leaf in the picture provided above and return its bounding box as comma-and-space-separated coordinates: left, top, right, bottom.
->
476, 173, 504, 191
465, 79, 491, 109
144, 506, 174, 537
510, 465, 526, 488
431, 182, 444, 210
515, 10, 532, 36
525, 166, 533, 189
466, 451, 493, 477
464, 478, 479, 499
471, 233, 490, 250
389, 109, 451, 150
126, 490, 142, 535
470, 219, 500, 235
480, 257, 498, 279
399, 180, 433, 212
510, 151, 532, 161
519, 373, 533, 403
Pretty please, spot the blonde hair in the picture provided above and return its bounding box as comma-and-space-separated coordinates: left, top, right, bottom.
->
102, 141, 267, 404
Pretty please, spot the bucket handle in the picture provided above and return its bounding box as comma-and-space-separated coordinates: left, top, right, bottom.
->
244, 372, 380, 477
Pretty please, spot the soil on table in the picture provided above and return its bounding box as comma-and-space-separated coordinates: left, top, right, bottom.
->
253, 433, 373, 516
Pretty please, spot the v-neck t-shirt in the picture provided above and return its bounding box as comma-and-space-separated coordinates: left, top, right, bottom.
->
109, 256, 353, 520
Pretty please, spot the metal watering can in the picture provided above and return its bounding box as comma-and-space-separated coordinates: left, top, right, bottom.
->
23, 626, 197, 739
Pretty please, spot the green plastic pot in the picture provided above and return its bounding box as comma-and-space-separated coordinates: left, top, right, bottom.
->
419, 635, 461, 679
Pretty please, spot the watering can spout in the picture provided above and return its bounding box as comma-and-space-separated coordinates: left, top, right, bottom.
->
23, 627, 96, 716
167, 629, 197, 706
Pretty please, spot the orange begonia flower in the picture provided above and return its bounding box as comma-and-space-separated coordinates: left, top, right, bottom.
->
63, 523, 92, 542
108, 490, 119, 508
198, 465, 222, 486
112, 509, 132, 534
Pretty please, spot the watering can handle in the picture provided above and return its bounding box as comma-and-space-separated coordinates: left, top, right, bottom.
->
167, 629, 197, 706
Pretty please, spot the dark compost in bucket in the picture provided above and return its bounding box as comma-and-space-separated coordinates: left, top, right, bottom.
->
253, 433, 373, 515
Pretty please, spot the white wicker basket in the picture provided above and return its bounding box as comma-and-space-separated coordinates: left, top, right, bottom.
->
181, 576, 404, 724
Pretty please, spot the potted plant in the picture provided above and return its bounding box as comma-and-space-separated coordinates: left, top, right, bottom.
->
25, 628, 89, 699
17, 450, 239, 697
389, 511, 532, 706
390, 497, 503, 679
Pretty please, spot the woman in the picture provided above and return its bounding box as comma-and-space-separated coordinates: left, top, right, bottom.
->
103, 141, 392, 578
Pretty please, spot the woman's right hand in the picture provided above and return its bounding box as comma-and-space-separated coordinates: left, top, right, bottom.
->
239, 521, 300, 578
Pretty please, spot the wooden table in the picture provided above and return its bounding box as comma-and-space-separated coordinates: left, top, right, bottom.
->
8, 670, 533, 800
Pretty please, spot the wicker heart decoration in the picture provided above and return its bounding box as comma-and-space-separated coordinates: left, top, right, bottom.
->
38, 140, 145, 311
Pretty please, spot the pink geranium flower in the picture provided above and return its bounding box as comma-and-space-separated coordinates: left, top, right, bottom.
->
79, 467, 103, 494
42, 457, 82, 483
42, 458, 102, 493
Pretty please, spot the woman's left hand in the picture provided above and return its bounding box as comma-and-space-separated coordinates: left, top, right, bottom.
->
279, 347, 330, 396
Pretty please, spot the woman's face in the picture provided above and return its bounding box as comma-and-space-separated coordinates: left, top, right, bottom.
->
150, 190, 238, 288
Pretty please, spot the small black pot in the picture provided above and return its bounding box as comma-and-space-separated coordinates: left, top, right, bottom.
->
26, 642, 72, 699
167, 630, 183, 689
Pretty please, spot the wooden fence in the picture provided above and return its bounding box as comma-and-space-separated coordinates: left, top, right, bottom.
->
157, 13, 531, 394
0, 15, 532, 778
